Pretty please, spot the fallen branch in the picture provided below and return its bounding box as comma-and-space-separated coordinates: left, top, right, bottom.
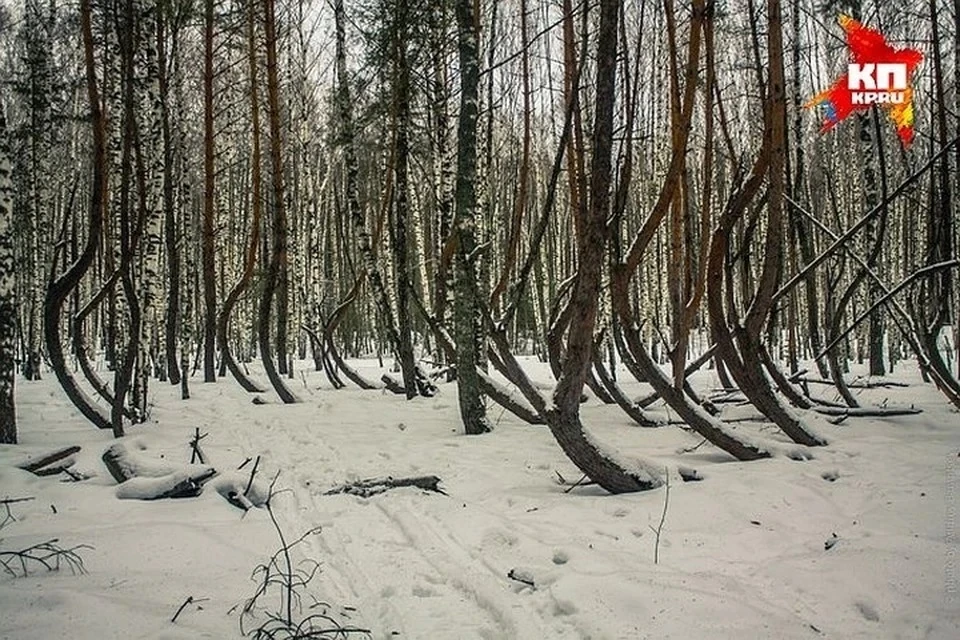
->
1, 497, 34, 530
223, 455, 263, 511
16, 446, 81, 476
116, 468, 218, 500
507, 568, 535, 588
171, 595, 209, 623
0, 538, 92, 578
810, 405, 921, 418
795, 376, 909, 389
324, 476, 446, 498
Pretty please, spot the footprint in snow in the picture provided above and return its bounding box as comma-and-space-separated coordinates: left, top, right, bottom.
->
411, 584, 438, 598
855, 600, 880, 622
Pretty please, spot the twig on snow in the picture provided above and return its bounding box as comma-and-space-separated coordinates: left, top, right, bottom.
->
171, 595, 209, 623
649, 468, 670, 564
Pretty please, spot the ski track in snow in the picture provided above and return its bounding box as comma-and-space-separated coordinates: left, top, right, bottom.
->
221, 408, 574, 640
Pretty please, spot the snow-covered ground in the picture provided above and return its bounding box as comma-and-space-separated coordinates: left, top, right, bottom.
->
1, 358, 958, 639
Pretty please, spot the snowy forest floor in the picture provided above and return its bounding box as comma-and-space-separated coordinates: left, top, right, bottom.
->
1, 357, 958, 639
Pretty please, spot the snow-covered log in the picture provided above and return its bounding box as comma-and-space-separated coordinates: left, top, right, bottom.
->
15, 446, 81, 476
102, 440, 217, 499
116, 469, 218, 500
324, 475, 446, 498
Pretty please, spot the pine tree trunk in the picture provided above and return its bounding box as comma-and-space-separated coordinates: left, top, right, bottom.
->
201, 0, 217, 383
259, 0, 297, 404
544, 0, 661, 493
391, 5, 417, 399
45, 0, 111, 432
217, 0, 265, 394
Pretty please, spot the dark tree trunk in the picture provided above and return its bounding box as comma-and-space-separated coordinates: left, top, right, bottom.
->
259, 0, 297, 404
45, 0, 111, 432
218, 0, 265, 394
391, 5, 417, 399
201, 0, 217, 383
706, 0, 825, 449
542, 0, 661, 493
453, 0, 491, 435
111, 0, 143, 437
159, 6, 181, 386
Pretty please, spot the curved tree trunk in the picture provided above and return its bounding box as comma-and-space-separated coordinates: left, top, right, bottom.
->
538, 0, 661, 493
45, 0, 111, 432
72, 269, 137, 421
706, 0, 825, 449
259, 0, 297, 404
333, 0, 408, 393
321, 276, 380, 390
218, 0, 266, 395
110, 0, 143, 437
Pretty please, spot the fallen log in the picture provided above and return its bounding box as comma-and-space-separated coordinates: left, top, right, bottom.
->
794, 376, 909, 389
16, 446, 81, 476
811, 405, 922, 418
102, 440, 217, 499
708, 392, 748, 404
116, 469, 218, 500
381, 374, 407, 395
324, 475, 446, 498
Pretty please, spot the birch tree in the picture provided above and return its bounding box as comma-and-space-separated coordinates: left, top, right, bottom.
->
0, 106, 16, 443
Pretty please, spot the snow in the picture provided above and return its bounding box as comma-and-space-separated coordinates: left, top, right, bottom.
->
1, 357, 959, 639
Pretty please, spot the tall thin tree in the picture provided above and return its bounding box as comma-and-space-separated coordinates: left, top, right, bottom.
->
201, 0, 217, 383
0, 106, 16, 444
260, 0, 297, 403
453, 0, 491, 435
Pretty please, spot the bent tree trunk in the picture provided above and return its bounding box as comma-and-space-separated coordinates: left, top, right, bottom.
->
708, 0, 824, 448
539, 0, 661, 493
259, 0, 297, 404
218, 0, 265, 394
45, 0, 111, 432
333, 0, 405, 391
